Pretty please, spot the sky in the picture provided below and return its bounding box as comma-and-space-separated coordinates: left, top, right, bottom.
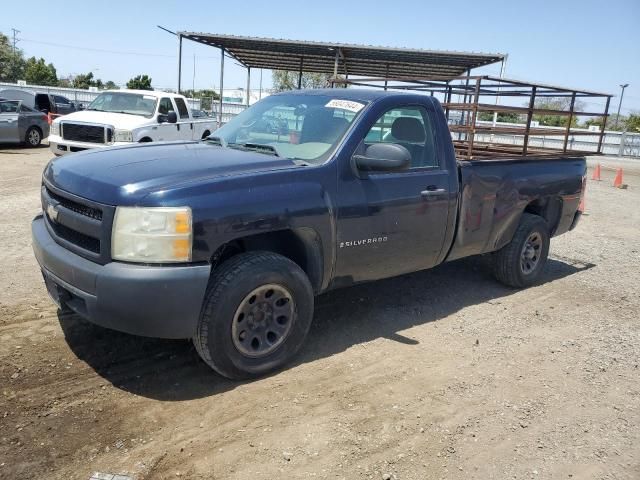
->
2, 0, 639, 113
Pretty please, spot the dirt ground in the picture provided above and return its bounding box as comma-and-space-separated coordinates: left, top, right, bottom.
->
1, 144, 639, 480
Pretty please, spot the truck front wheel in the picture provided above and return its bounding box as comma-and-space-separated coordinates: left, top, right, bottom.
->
193, 252, 314, 379
492, 213, 550, 288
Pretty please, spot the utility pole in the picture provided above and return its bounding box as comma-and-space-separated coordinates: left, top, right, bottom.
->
11, 28, 20, 55
615, 83, 629, 129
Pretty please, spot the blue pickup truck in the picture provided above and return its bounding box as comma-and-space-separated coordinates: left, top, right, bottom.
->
32, 88, 586, 379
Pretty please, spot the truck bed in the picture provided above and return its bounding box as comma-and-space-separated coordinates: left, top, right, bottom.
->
445, 155, 587, 261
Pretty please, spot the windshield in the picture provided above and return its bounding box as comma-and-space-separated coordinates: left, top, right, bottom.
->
212, 94, 367, 164
87, 92, 157, 118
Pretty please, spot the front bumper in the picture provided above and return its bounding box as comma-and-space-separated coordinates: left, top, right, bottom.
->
32, 215, 211, 339
48, 134, 132, 155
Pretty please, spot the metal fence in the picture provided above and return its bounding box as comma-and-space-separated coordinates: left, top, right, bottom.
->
4, 81, 636, 156
473, 120, 640, 158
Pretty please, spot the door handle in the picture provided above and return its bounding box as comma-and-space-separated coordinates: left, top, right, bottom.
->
421, 186, 447, 197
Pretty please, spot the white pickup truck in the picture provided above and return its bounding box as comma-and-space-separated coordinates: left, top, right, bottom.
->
48, 89, 217, 155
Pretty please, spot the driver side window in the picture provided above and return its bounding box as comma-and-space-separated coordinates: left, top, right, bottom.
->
158, 97, 175, 115
364, 106, 437, 168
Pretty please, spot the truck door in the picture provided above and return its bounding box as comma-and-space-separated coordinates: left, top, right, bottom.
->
0, 100, 20, 143
173, 97, 194, 139
157, 97, 180, 141
335, 104, 453, 283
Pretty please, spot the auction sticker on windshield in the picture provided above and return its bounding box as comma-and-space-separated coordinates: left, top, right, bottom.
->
325, 99, 365, 113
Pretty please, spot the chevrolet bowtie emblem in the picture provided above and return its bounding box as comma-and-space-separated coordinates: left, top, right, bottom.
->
46, 203, 59, 222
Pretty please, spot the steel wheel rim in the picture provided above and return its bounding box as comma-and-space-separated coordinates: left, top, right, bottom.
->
231, 284, 295, 358
28, 129, 40, 145
520, 231, 542, 275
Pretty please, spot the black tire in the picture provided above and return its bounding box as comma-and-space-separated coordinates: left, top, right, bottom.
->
492, 213, 550, 288
193, 252, 314, 379
25, 127, 42, 147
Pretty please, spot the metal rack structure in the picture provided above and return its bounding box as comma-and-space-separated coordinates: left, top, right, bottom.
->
333, 75, 613, 160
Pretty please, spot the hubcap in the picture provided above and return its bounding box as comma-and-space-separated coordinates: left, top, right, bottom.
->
520, 231, 542, 274
231, 284, 295, 358
29, 130, 40, 145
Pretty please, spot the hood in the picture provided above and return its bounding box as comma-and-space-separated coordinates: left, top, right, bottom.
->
44, 141, 298, 205
56, 110, 153, 130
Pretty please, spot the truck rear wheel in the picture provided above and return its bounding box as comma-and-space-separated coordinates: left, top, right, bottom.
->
492, 213, 550, 288
193, 252, 314, 379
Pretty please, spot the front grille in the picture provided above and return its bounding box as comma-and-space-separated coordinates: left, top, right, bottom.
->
41, 183, 115, 264
46, 187, 102, 221
48, 221, 100, 253
61, 123, 108, 144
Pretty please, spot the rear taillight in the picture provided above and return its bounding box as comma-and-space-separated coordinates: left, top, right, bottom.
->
578, 174, 587, 212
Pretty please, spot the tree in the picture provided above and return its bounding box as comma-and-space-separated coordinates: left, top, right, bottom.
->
624, 113, 640, 133
103, 80, 118, 90
272, 70, 334, 92
477, 111, 522, 123
126, 74, 153, 90
57, 76, 73, 88
180, 89, 220, 100
0, 32, 26, 82
533, 97, 583, 127
73, 72, 97, 89
24, 57, 58, 86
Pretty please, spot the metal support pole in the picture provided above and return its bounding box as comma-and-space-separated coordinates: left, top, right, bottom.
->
523, 86, 537, 156
332, 49, 339, 88
492, 55, 508, 127
384, 63, 389, 91
259, 69, 263, 100
562, 92, 576, 152
218, 48, 225, 127
615, 83, 629, 128
246, 67, 251, 107
460, 71, 471, 142
444, 83, 452, 121
298, 57, 303, 89
597, 96, 611, 154
177, 34, 183, 94
467, 77, 482, 159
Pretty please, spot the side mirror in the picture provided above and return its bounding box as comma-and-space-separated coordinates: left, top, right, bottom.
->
353, 143, 411, 173
167, 111, 178, 123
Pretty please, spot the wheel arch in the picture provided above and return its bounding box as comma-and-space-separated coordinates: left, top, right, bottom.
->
523, 196, 563, 236
210, 228, 324, 293
492, 196, 562, 253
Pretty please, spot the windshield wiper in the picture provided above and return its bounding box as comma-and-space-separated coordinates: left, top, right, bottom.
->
227, 142, 279, 157
204, 136, 224, 146
112, 110, 139, 116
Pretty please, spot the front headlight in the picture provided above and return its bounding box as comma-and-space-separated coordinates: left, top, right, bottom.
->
111, 207, 192, 263
114, 129, 133, 142
51, 122, 60, 136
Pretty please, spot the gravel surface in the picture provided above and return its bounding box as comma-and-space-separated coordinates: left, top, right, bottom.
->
0, 145, 638, 480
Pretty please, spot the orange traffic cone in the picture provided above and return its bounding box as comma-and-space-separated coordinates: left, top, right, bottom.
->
591, 163, 601, 181
613, 168, 623, 188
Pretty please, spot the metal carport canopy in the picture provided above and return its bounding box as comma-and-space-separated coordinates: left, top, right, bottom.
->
178, 32, 505, 79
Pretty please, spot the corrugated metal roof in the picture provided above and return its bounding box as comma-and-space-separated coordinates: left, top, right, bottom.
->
178, 32, 505, 79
